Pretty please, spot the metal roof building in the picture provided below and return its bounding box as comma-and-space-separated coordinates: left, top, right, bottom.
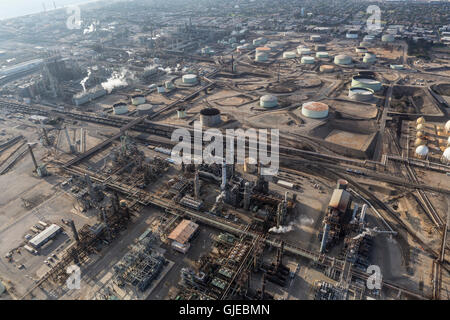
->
168, 219, 199, 244
29, 224, 62, 248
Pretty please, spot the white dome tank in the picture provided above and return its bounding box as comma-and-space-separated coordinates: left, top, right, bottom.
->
260, 95, 278, 108
415, 145, 429, 158
442, 148, 450, 164
301, 101, 329, 119
445, 120, 450, 134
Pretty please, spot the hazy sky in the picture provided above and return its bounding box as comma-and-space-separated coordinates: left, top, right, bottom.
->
0, 0, 97, 20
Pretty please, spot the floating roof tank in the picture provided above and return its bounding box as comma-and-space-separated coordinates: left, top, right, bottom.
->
182, 74, 198, 85
301, 101, 329, 119
320, 65, 335, 73
131, 94, 146, 106
260, 95, 278, 108
315, 44, 326, 51
113, 102, 128, 115
351, 76, 382, 91
200, 108, 221, 127
136, 104, 154, 116
297, 47, 312, 55
356, 46, 368, 53
348, 87, 374, 102
445, 120, 450, 134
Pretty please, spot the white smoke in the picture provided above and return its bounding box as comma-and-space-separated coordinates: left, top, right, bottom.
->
299, 215, 314, 226
269, 223, 294, 234
101, 69, 131, 93
83, 23, 96, 35
80, 68, 91, 92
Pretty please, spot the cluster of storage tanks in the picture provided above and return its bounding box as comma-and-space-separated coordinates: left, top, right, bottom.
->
414, 117, 450, 163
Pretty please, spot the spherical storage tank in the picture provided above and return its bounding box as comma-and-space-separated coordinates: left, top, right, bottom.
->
136, 104, 154, 116
131, 94, 146, 106
445, 120, 450, 134
441, 147, 450, 164
260, 95, 278, 108
200, 108, 221, 127
301, 56, 315, 64
255, 52, 269, 62
334, 54, 352, 65
301, 101, 329, 119
351, 76, 381, 92
348, 87, 374, 102
283, 51, 297, 59
363, 53, 376, 64
316, 52, 329, 58
182, 74, 198, 85
416, 117, 426, 125
113, 102, 129, 115
415, 145, 429, 159
382, 34, 395, 43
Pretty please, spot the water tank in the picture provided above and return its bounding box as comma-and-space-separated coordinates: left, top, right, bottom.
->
351, 76, 382, 92
200, 108, 221, 127
415, 145, 429, 159
113, 102, 129, 115
283, 51, 297, 59
131, 94, 146, 105
260, 95, 278, 108
316, 52, 329, 58
334, 54, 352, 65
348, 87, 374, 102
182, 74, 198, 85
301, 102, 329, 119
301, 56, 315, 64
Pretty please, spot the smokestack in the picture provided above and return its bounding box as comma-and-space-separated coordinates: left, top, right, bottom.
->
221, 161, 227, 191
243, 182, 251, 210
85, 174, 94, 198
28, 144, 38, 171
64, 127, 75, 153
320, 224, 330, 253
360, 204, 368, 224
69, 220, 80, 243
194, 170, 200, 199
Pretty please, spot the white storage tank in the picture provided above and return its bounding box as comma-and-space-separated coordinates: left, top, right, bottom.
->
177, 107, 187, 119
348, 87, 374, 102
301, 101, 329, 119
260, 95, 278, 108
334, 54, 352, 65
363, 52, 377, 64
182, 74, 198, 85
297, 47, 312, 55
113, 102, 129, 115
355, 46, 368, 53
283, 51, 297, 59
441, 147, 450, 164
316, 52, 329, 58
315, 44, 326, 51
444, 120, 450, 134
320, 65, 335, 73
310, 35, 321, 42
255, 52, 269, 62
346, 31, 358, 39
351, 76, 382, 92
415, 145, 429, 159
200, 108, 221, 127
301, 56, 315, 64
131, 94, 146, 106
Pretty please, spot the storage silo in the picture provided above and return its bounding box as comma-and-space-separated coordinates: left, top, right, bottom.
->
351, 76, 382, 92
301, 102, 329, 119
260, 95, 278, 108
348, 87, 374, 102
200, 108, 221, 127
301, 56, 315, 64
334, 54, 352, 65
113, 102, 129, 115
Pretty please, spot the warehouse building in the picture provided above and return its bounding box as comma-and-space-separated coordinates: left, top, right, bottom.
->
29, 224, 62, 249
168, 219, 199, 254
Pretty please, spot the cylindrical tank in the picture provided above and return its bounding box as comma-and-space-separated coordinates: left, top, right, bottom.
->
301, 101, 329, 119
334, 54, 352, 65
382, 34, 395, 42
315, 44, 326, 51
337, 179, 348, 190
297, 47, 312, 55
316, 51, 329, 58
355, 46, 368, 53
255, 52, 269, 62
348, 87, 374, 102
283, 51, 297, 59
351, 76, 382, 91
310, 35, 321, 42
182, 74, 198, 85
165, 81, 174, 89
320, 65, 335, 73
415, 145, 429, 159
363, 52, 377, 64
136, 104, 154, 116
301, 56, 315, 64
346, 32, 358, 39
113, 102, 128, 115
260, 95, 278, 108
200, 108, 221, 127
445, 120, 450, 134
131, 94, 145, 105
